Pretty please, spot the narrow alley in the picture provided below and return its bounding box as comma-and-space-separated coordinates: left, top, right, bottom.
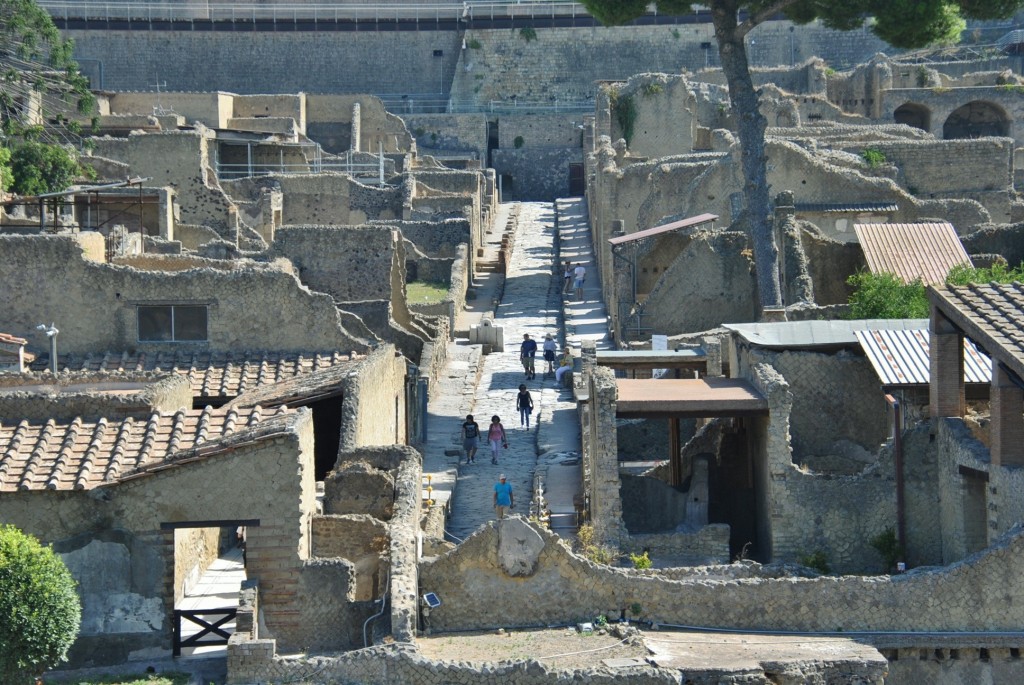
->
422, 198, 611, 543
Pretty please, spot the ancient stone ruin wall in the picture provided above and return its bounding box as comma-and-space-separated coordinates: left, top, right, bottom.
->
338, 346, 409, 451
0, 412, 328, 665
106, 91, 235, 128
90, 129, 239, 238
173, 526, 222, 606
403, 113, 488, 162
269, 225, 400, 303
936, 417, 1024, 566
0, 235, 365, 355
740, 344, 889, 463
419, 518, 1024, 633
0, 372, 192, 422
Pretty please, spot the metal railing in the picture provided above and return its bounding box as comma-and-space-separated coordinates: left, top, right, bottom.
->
38, 1, 594, 22
375, 95, 591, 114
216, 160, 381, 179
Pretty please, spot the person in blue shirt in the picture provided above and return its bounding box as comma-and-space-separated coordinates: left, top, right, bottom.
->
520, 333, 538, 380
493, 473, 514, 519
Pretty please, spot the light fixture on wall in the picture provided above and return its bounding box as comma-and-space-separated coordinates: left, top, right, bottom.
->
36, 323, 59, 374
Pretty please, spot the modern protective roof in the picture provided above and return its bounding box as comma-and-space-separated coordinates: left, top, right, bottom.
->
29, 350, 360, 401
855, 328, 991, 387
615, 378, 768, 418
928, 282, 1024, 382
608, 213, 718, 246
725, 319, 927, 349
853, 221, 971, 285
0, 405, 293, 492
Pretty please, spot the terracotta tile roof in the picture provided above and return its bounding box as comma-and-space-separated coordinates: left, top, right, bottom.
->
0, 333, 27, 346
928, 282, 1024, 380
0, 405, 293, 492
28, 351, 359, 400
854, 221, 971, 285
228, 357, 363, 409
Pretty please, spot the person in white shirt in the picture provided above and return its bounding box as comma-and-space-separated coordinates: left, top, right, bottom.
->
573, 264, 586, 300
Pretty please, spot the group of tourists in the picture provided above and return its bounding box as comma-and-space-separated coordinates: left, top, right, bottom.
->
562, 260, 586, 300
456, 330, 576, 520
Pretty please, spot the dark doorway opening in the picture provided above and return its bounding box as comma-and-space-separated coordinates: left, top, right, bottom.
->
568, 163, 585, 196
486, 120, 499, 168
708, 420, 759, 561
311, 397, 342, 480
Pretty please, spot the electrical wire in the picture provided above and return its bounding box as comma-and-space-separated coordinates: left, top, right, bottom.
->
534, 635, 632, 660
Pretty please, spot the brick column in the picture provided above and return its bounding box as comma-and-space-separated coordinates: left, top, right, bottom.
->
991, 363, 1024, 467
929, 308, 965, 419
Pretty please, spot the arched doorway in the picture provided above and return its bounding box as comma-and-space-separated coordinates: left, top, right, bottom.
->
943, 101, 1010, 139
893, 102, 931, 132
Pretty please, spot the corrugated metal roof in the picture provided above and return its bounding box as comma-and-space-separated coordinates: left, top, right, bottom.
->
855, 328, 991, 387
608, 213, 718, 246
795, 202, 898, 214
854, 221, 971, 285
725, 319, 927, 349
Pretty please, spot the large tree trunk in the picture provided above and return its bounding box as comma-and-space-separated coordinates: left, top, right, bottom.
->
710, 1, 782, 312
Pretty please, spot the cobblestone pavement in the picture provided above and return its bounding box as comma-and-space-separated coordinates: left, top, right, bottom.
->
422, 199, 610, 543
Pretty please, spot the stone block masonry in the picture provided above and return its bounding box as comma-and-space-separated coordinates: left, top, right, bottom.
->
420, 518, 1024, 634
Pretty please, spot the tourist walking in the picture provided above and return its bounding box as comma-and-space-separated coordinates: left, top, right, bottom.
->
573, 263, 586, 300
516, 384, 534, 429
520, 333, 537, 380
493, 473, 514, 519
562, 260, 573, 294
461, 414, 480, 464
542, 333, 557, 375
487, 415, 508, 464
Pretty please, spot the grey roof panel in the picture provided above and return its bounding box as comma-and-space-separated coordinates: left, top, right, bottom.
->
724, 319, 928, 348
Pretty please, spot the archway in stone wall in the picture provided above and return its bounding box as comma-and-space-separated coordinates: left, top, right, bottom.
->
942, 101, 1010, 139
893, 102, 931, 132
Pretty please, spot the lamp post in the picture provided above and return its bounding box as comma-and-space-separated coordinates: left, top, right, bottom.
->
36, 323, 58, 374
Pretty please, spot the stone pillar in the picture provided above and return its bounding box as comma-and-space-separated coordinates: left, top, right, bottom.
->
991, 363, 1024, 467
929, 307, 965, 419
350, 103, 361, 152
588, 367, 626, 547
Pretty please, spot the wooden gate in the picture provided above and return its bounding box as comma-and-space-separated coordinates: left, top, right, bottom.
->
173, 608, 237, 656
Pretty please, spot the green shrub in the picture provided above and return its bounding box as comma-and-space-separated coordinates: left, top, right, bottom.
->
629, 551, 652, 570
467, 38, 482, 49
861, 147, 886, 168
869, 527, 903, 572
614, 94, 637, 145
947, 260, 1024, 285
519, 27, 538, 42
0, 146, 11, 192
10, 141, 79, 195
641, 82, 663, 96
798, 550, 831, 575
0, 525, 81, 683
629, 602, 643, 618
845, 271, 929, 320
513, 135, 525, 149
671, 28, 680, 39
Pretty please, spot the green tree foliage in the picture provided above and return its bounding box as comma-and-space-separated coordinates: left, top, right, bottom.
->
845, 272, 929, 319
0, 525, 81, 683
578, 0, 1024, 312
846, 261, 1024, 319
0, 0, 94, 146
0, 145, 12, 191
9, 140, 79, 195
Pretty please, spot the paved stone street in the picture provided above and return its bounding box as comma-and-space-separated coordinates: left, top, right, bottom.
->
421, 198, 611, 543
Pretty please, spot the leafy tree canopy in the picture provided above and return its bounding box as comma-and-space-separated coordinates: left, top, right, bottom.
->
0, 524, 81, 684
846, 261, 1024, 319
0, 0, 94, 146
9, 140, 79, 195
